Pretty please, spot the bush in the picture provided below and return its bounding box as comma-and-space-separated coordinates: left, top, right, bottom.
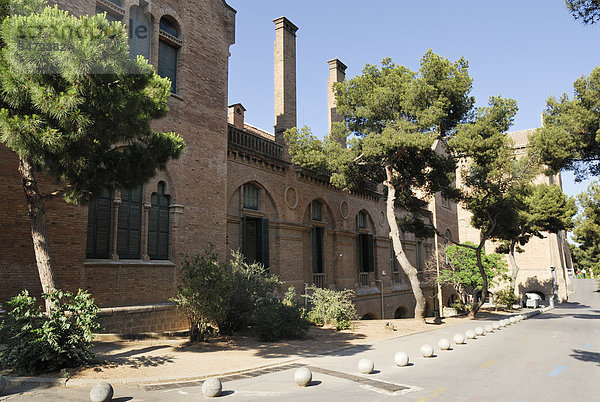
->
494, 287, 518, 310
305, 286, 357, 330
254, 299, 310, 342
171, 247, 233, 342
220, 251, 280, 333
0, 289, 99, 375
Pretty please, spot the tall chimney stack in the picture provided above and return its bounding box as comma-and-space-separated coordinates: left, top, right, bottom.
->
273, 17, 298, 159
327, 58, 347, 147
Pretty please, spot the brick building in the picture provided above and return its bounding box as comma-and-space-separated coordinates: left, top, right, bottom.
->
0, 1, 570, 333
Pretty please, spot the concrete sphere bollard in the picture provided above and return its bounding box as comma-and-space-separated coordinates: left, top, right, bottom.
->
89, 382, 114, 402
0, 376, 7, 396
438, 338, 451, 350
202, 378, 223, 398
475, 327, 485, 336
453, 333, 465, 344
466, 329, 476, 339
294, 367, 312, 387
492, 322, 500, 330
509, 317, 516, 324
358, 358, 374, 374
499, 320, 507, 327
484, 324, 494, 333
420, 344, 434, 358
394, 351, 410, 367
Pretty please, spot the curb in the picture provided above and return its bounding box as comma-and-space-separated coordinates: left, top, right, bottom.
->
3, 308, 555, 389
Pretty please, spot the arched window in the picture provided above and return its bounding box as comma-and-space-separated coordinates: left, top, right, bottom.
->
117, 186, 143, 259
129, 5, 152, 61
158, 17, 182, 93
86, 188, 112, 259
243, 183, 259, 210
310, 201, 324, 281
148, 182, 170, 260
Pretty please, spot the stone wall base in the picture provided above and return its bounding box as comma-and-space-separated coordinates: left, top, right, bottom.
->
97, 302, 188, 334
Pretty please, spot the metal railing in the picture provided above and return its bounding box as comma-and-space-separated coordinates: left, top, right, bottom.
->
228, 125, 283, 160
359, 272, 370, 287
312, 273, 326, 288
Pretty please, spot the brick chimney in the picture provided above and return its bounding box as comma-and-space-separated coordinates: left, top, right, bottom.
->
327, 58, 347, 147
228, 103, 246, 129
273, 17, 298, 160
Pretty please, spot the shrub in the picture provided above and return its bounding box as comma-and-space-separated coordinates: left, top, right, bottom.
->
0, 289, 99, 375
305, 286, 357, 330
171, 247, 233, 342
494, 287, 518, 310
254, 299, 310, 342
220, 251, 280, 333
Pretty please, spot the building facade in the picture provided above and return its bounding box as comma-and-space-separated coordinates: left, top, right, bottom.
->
0, 2, 570, 333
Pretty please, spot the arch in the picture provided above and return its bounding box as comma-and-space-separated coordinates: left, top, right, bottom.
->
356, 209, 376, 233
228, 180, 280, 219
361, 313, 376, 320
303, 197, 335, 228
394, 306, 407, 319
524, 290, 546, 301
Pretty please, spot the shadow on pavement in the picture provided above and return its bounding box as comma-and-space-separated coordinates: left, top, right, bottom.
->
570, 349, 600, 367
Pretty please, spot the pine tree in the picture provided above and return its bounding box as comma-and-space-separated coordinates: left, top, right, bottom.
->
0, 1, 185, 310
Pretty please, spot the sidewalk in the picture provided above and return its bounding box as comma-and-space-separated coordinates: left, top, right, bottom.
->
1, 309, 522, 388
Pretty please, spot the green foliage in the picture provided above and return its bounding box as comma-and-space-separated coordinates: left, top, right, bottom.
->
285, 51, 472, 233
305, 286, 357, 330
220, 251, 280, 333
171, 247, 233, 342
493, 287, 518, 310
530, 67, 600, 180
254, 299, 310, 342
566, 0, 600, 24
0, 289, 99, 375
570, 181, 600, 277
438, 243, 509, 292
0, 1, 185, 204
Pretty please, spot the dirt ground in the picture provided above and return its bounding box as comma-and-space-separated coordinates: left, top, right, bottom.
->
1, 310, 516, 383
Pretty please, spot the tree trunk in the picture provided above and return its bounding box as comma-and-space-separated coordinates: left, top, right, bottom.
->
468, 244, 489, 318
509, 240, 520, 294
384, 165, 427, 321
18, 156, 57, 312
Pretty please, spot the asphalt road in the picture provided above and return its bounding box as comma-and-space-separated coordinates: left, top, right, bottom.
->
2, 278, 599, 401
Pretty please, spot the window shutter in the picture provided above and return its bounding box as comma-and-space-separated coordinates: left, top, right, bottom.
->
311, 227, 317, 274
117, 187, 142, 259
358, 234, 364, 272
367, 234, 375, 272
86, 190, 111, 259
261, 218, 269, 269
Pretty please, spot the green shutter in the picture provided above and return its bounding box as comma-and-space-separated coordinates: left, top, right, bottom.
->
117, 186, 142, 259
148, 189, 170, 260
367, 234, 375, 272
312, 227, 317, 273
358, 234, 365, 272
86, 190, 111, 259
241, 216, 247, 257
261, 218, 269, 269
159, 40, 177, 93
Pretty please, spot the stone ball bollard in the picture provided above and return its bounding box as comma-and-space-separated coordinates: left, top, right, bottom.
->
484, 324, 494, 333
89, 382, 114, 402
466, 329, 476, 339
475, 327, 484, 336
202, 378, 223, 398
358, 358, 374, 374
294, 367, 312, 387
492, 322, 500, 330
438, 338, 451, 350
394, 351, 410, 367
509, 317, 516, 324
453, 333, 465, 344
0, 376, 7, 396
420, 344, 434, 358
499, 320, 507, 327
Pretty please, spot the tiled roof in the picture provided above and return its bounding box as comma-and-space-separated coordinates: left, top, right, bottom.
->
244, 123, 275, 141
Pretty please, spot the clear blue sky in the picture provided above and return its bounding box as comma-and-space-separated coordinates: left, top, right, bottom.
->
226, 0, 598, 199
